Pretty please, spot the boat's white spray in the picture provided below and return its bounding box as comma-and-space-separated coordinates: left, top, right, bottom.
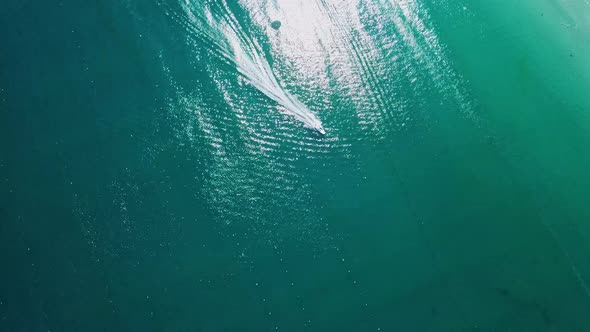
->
179, 0, 325, 134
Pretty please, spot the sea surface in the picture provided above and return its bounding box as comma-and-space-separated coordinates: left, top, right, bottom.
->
2, 0, 590, 331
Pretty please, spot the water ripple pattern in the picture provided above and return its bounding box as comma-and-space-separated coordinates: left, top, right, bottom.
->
158, 0, 473, 242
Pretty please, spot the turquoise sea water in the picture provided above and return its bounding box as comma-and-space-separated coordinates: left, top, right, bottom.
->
2, 0, 590, 330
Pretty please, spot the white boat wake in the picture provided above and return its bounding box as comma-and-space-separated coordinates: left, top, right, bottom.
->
178, 0, 325, 134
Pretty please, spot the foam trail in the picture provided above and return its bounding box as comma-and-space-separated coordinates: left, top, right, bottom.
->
179, 0, 325, 134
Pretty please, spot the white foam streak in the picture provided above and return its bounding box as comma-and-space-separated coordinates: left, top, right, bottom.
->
182, 1, 325, 134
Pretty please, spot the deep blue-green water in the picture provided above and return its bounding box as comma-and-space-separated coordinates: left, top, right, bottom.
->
2, 0, 590, 331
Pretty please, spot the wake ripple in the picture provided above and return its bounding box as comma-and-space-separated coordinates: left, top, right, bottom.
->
169, 0, 325, 134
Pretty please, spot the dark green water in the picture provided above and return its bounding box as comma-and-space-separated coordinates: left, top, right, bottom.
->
2, 0, 590, 331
